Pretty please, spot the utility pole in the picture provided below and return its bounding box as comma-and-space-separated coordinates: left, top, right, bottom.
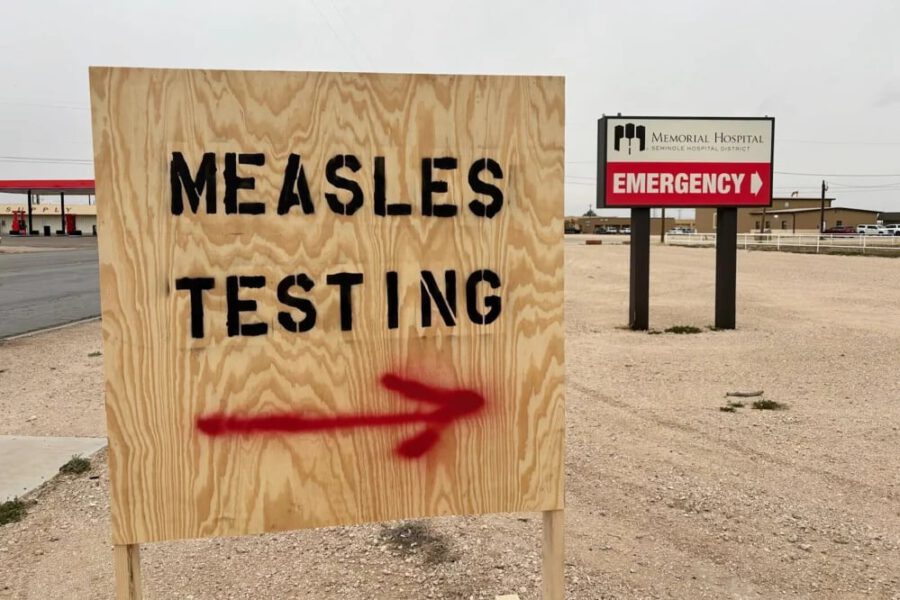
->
819, 180, 828, 232
660, 207, 666, 243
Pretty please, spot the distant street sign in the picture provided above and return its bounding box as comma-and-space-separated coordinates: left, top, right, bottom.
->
597, 116, 774, 208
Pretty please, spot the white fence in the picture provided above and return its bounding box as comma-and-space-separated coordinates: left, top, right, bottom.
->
667, 232, 900, 254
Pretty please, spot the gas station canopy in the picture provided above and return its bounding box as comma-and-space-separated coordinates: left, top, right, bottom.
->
0, 180, 95, 195
0, 180, 96, 235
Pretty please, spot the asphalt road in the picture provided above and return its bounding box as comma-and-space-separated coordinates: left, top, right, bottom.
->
0, 249, 100, 338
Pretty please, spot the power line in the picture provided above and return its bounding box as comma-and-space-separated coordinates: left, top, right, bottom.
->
779, 138, 900, 146
0, 99, 89, 111
775, 171, 900, 177
805, 188, 900, 194
307, 0, 368, 70
326, 0, 375, 70
827, 180, 900, 187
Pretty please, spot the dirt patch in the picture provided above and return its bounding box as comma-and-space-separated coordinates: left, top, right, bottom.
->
379, 521, 457, 566
1, 245, 899, 598
0, 320, 105, 437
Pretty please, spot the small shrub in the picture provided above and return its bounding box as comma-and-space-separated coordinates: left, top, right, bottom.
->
665, 325, 703, 335
59, 455, 91, 475
0, 498, 28, 526
752, 399, 787, 411
719, 406, 736, 413
648, 329, 663, 335
88, 351, 102, 358
728, 401, 745, 408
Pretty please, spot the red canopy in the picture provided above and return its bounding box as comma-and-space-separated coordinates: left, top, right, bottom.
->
0, 180, 95, 195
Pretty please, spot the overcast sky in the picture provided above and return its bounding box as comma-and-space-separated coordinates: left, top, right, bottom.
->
1, 0, 898, 215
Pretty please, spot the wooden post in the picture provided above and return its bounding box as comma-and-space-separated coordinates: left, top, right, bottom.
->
114, 544, 142, 600
542, 509, 565, 600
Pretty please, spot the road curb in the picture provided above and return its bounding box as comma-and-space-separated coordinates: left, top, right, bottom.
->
2, 316, 101, 341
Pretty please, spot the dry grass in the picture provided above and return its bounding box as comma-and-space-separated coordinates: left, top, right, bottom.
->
752, 399, 788, 411
665, 325, 703, 334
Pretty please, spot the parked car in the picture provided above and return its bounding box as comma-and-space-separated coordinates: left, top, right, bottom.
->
856, 224, 885, 235
822, 226, 857, 236
668, 227, 695, 235
621, 227, 631, 234
564, 224, 580, 234
882, 224, 900, 236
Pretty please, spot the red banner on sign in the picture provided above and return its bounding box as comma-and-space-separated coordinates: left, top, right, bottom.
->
604, 162, 771, 207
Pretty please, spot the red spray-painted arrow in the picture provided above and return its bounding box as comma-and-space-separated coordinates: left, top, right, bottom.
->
196, 373, 486, 459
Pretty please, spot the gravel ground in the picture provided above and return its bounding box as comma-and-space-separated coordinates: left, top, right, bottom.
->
1, 243, 899, 599
0, 321, 104, 437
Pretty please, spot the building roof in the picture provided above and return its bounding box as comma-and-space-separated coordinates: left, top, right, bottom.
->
0, 180, 95, 195
0, 203, 97, 216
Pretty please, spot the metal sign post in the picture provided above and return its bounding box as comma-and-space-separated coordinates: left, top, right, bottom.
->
629, 208, 650, 330
715, 207, 738, 329
597, 115, 774, 330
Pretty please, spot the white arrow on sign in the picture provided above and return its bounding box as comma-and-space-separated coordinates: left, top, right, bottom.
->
751, 172, 763, 196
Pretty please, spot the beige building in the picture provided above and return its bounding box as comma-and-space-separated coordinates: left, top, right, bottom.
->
696, 197, 830, 233
1, 203, 98, 236
746, 207, 880, 233
695, 197, 880, 233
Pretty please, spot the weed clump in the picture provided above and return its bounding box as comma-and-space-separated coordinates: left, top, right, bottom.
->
59, 455, 91, 475
665, 325, 703, 334
752, 399, 787, 411
0, 498, 29, 526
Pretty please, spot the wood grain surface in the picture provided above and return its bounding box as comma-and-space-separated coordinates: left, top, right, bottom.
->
89, 67, 564, 545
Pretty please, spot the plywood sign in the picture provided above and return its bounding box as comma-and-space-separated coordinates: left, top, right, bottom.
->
89, 67, 564, 545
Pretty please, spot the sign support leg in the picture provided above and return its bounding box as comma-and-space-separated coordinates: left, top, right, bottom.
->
542, 509, 565, 600
114, 544, 143, 600
715, 207, 738, 329
629, 207, 650, 330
